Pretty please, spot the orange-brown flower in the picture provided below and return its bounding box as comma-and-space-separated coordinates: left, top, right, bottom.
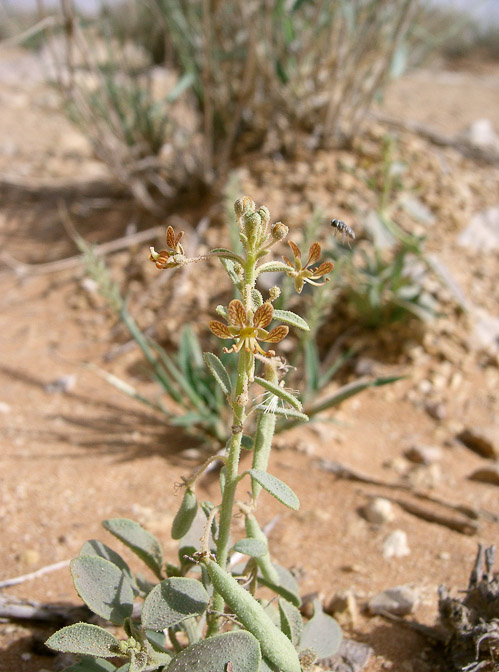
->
282, 241, 334, 294
149, 225, 185, 269
209, 300, 288, 357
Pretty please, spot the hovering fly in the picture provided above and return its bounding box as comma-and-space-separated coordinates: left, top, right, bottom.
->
331, 218, 355, 246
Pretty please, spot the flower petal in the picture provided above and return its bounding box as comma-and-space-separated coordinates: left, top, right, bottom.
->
306, 242, 321, 267
311, 261, 334, 278
254, 302, 274, 329
282, 256, 294, 268
288, 241, 301, 262
209, 321, 232, 339
166, 225, 175, 249
228, 300, 247, 328
262, 325, 289, 343
174, 230, 184, 249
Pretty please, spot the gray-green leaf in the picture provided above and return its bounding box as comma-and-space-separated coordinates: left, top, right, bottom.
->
62, 662, 116, 672
273, 309, 310, 332
232, 537, 268, 557
71, 556, 134, 625
80, 540, 135, 590
259, 564, 301, 607
141, 577, 209, 630
299, 599, 342, 658
203, 352, 232, 396
46, 623, 120, 658
102, 518, 163, 579
248, 469, 300, 510
279, 599, 303, 645
168, 631, 261, 672
254, 377, 302, 411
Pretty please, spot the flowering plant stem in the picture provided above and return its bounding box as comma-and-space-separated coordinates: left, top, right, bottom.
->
208, 349, 249, 633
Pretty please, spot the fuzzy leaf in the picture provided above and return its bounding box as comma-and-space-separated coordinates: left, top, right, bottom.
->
259, 564, 301, 607
254, 377, 302, 411
248, 469, 299, 510
232, 537, 268, 557
299, 599, 342, 658
46, 623, 120, 657
102, 518, 163, 579
141, 578, 209, 630
241, 434, 254, 450
62, 660, 116, 672
279, 599, 303, 645
203, 352, 232, 396
272, 309, 310, 332
168, 630, 261, 672
80, 540, 135, 589
257, 261, 291, 274
71, 556, 134, 625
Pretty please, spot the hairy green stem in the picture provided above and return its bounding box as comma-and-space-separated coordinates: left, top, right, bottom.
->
207, 350, 248, 635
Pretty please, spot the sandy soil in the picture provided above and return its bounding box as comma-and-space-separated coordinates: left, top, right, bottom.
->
0, 46, 498, 672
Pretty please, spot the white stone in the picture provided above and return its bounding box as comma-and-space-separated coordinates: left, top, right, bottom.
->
362, 498, 395, 524
383, 530, 410, 559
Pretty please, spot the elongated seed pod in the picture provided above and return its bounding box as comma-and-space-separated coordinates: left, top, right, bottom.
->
205, 559, 301, 672
244, 513, 280, 585
171, 488, 197, 540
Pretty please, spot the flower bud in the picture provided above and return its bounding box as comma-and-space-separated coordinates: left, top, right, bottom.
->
269, 286, 281, 301
257, 206, 270, 226
244, 211, 262, 246
234, 197, 255, 218
271, 221, 288, 241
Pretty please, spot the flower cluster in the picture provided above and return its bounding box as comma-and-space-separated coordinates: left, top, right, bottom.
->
209, 300, 288, 357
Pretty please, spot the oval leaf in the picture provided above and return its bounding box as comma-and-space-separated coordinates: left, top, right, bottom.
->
141, 577, 209, 630
80, 540, 135, 590
71, 556, 134, 625
46, 623, 120, 657
259, 564, 301, 608
254, 377, 302, 411
299, 599, 342, 658
102, 518, 163, 579
272, 309, 310, 332
248, 469, 300, 510
279, 599, 303, 645
203, 352, 232, 396
62, 660, 117, 672
168, 630, 261, 672
233, 537, 268, 557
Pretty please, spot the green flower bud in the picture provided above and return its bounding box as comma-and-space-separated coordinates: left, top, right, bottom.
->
271, 221, 288, 241
269, 286, 281, 301
244, 212, 262, 246
258, 206, 270, 226
234, 197, 255, 218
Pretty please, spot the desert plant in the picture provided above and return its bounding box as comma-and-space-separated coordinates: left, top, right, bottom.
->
46, 197, 344, 671
154, 0, 419, 174
47, 0, 196, 211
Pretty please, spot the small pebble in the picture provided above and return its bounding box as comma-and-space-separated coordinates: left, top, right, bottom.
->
361, 497, 395, 524
383, 530, 410, 559
458, 426, 498, 459
0, 401, 11, 414
405, 444, 442, 465
44, 374, 76, 394
21, 653, 31, 661
468, 464, 499, 486
368, 585, 419, 616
